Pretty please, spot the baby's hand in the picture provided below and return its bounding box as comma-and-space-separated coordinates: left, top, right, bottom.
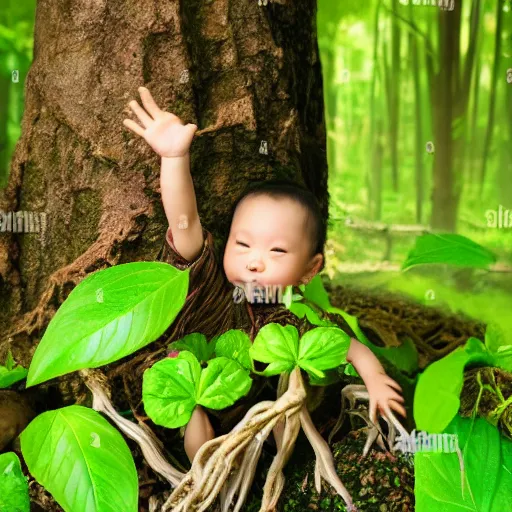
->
364, 371, 406, 425
123, 86, 197, 158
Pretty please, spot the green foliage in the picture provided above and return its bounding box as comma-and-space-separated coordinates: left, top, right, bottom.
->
168, 332, 215, 363
290, 275, 419, 376
401, 233, 497, 271
26, 262, 189, 387
20, 406, 138, 512
0, 452, 29, 512
249, 323, 351, 380
0, 350, 27, 388
414, 332, 512, 433
214, 329, 252, 371
142, 351, 252, 428
415, 415, 512, 512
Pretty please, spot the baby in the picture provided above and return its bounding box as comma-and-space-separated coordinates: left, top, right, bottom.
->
123, 86, 406, 463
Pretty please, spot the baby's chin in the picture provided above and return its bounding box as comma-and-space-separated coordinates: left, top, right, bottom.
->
230, 278, 295, 288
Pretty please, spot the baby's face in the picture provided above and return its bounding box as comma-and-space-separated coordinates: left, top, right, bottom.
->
223, 195, 323, 288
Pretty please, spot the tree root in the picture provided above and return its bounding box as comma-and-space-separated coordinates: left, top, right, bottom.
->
80, 368, 185, 488
329, 384, 409, 457
164, 368, 360, 512
300, 405, 356, 512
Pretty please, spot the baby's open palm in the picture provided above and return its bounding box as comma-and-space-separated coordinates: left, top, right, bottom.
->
123, 87, 197, 158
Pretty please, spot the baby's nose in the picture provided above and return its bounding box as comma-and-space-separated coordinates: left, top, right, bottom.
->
247, 260, 264, 272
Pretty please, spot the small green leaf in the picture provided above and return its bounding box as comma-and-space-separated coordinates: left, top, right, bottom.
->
0, 365, 28, 389
402, 233, 497, 271
5, 350, 15, 371
302, 275, 332, 310
142, 352, 200, 428
0, 452, 29, 512
27, 262, 189, 387
197, 357, 252, 409
20, 406, 138, 512
214, 330, 252, 371
298, 327, 351, 374
343, 363, 359, 377
168, 333, 214, 363
249, 324, 299, 376
289, 302, 336, 326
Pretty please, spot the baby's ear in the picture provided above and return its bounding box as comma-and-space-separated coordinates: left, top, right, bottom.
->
301, 253, 324, 284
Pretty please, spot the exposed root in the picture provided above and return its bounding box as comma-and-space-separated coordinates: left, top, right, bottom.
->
163, 367, 366, 512
163, 368, 307, 512
80, 368, 185, 488
329, 384, 409, 457
300, 405, 357, 512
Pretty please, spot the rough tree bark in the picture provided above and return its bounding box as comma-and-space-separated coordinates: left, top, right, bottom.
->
0, 0, 328, 363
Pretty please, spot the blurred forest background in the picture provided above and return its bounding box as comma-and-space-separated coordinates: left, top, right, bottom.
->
1, 0, 511, 338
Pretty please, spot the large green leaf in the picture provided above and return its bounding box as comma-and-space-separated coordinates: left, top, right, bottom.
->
0, 452, 29, 512
214, 330, 252, 371
402, 233, 497, 271
20, 406, 138, 512
0, 350, 28, 388
197, 357, 252, 409
250, 324, 299, 376
27, 262, 189, 387
414, 337, 494, 433
142, 351, 200, 428
298, 327, 351, 379
168, 332, 214, 363
415, 415, 512, 511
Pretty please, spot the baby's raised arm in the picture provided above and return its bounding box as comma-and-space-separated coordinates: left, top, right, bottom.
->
123, 86, 204, 262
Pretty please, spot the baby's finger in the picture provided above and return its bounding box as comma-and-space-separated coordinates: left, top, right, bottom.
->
369, 400, 378, 426
128, 100, 153, 128
123, 119, 145, 138
387, 390, 405, 402
138, 87, 163, 119
384, 377, 402, 392
388, 401, 407, 418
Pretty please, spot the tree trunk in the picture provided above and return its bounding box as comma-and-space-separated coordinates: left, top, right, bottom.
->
479, 0, 504, 195
409, 4, 424, 224
430, 3, 461, 232
0, 0, 328, 362
0, 73, 10, 188
389, 0, 401, 193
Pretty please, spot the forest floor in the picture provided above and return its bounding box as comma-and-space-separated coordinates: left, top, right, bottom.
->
22, 279, 490, 511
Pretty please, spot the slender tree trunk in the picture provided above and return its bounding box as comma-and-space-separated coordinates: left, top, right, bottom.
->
468, 48, 482, 189
0, 0, 328, 362
409, 5, 424, 224
369, 0, 382, 219
389, 0, 401, 192
430, 7, 457, 231
480, 0, 504, 195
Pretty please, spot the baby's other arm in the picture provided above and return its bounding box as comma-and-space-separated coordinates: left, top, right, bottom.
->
346, 338, 406, 424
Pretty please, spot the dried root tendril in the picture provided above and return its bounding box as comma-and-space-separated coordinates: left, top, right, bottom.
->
164, 368, 359, 512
